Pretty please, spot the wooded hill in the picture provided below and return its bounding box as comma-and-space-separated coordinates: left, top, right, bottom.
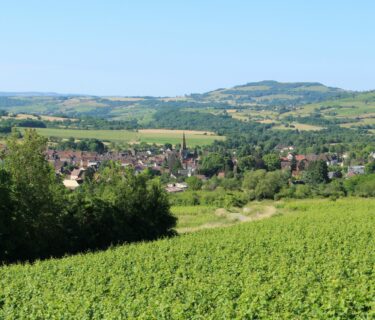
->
0, 81, 374, 132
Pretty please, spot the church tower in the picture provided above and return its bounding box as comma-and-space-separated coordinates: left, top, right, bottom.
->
182, 132, 187, 151
180, 132, 188, 162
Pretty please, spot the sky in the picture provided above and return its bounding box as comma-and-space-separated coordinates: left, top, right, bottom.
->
0, 0, 374, 96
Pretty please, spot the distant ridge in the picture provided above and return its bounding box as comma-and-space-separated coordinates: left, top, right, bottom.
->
0, 92, 84, 97
0, 81, 354, 98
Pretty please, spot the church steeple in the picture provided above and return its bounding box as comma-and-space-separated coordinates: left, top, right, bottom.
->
182, 132, 187, 150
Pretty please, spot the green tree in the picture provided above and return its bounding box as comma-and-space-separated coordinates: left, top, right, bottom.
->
3, 129, 67, 261
242, 169, 267, 190
365, 161, 375, 174
0, 169, 15, 262
262, 154, 281, 171
200, 153, 225, 177
237, 155, 256, 172
303, 160, 329, 184
186, 176, 203, 191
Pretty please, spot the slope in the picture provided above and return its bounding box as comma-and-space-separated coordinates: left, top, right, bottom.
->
1, 198, 373, 319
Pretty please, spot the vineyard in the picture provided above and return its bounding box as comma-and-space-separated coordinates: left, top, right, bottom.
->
0, 198, 374, 319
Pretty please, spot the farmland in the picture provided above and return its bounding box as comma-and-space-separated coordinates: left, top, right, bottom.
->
1, 198, 373, 319
21, 128, 225, 146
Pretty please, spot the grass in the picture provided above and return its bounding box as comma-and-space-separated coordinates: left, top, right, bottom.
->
0, 198, 373, 318
23, 128, 225, 146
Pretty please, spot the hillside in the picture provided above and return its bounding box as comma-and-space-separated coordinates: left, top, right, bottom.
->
1, 198, 374, 319
2, 82, 374, 133
282, 91, 375, 125
191, 80, 350, 108
0, 81, 353, 118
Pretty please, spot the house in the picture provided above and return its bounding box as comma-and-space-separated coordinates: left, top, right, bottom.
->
63, 179, 80, 190
347, 166, 365, 177
274, 144, 295, 153
166, 182, 187, 193
165, 186, 184, 193
70, 168, 85, 181
328, 171, 342, 179
175, 182, 188, 189
217, 171, 225, 179
195, 174, 208, 181
281, 161, 292, 171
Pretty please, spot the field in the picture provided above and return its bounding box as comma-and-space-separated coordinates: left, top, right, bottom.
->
22, 128, 225, 146
1, 198, 373, 319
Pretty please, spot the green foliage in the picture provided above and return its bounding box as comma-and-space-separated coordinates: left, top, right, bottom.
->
199, 152, 226, 176
242, 169, 289, 200
303, 160, 329, 184
262, 153, 281, 171
0, 130, 176, 263
365, 161, 375, 174
0, 199, 373, 318
56, 138, 107, 153
237, 155, 257, 172
185, 176, 203, 191
344, 174, 375, 197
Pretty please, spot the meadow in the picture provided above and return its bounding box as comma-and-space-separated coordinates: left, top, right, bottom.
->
23, 128, 225, 146
1, 198, 373, 319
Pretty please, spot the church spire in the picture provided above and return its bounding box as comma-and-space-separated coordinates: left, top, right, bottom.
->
182, 132, 187, 150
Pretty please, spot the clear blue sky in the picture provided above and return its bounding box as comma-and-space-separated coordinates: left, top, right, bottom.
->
1, 0, 374, 96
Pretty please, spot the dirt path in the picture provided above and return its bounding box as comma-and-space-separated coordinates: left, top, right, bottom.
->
178, 205, 278, 234
217, 205, 277, 223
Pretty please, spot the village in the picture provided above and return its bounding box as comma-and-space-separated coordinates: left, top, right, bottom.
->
39, 134, 374, 192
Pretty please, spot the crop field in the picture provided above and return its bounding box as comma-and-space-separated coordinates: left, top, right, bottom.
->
23, 128, 225, 146
1, 198, 373, 319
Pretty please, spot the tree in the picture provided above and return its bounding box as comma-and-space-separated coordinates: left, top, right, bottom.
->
262, 154, 281, 171
242, 170, 267, 190
186, 176, 203, 191
199, 153, 225, 176
3, 129, 67, 261
303, 160, 329, 184
0, 169, 15, 262
365, 161, 375, 174
238, 155, 256, 172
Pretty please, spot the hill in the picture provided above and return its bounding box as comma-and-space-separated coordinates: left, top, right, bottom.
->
191, 80, 351, 109
0, 81, 352, 118
1, 81, 374, 133
282, 91, 375, 125
1, 198, 374, 318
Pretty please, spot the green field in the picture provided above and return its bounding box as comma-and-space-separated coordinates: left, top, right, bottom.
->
1, 198, 373, 319
22, 128, 225, 146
